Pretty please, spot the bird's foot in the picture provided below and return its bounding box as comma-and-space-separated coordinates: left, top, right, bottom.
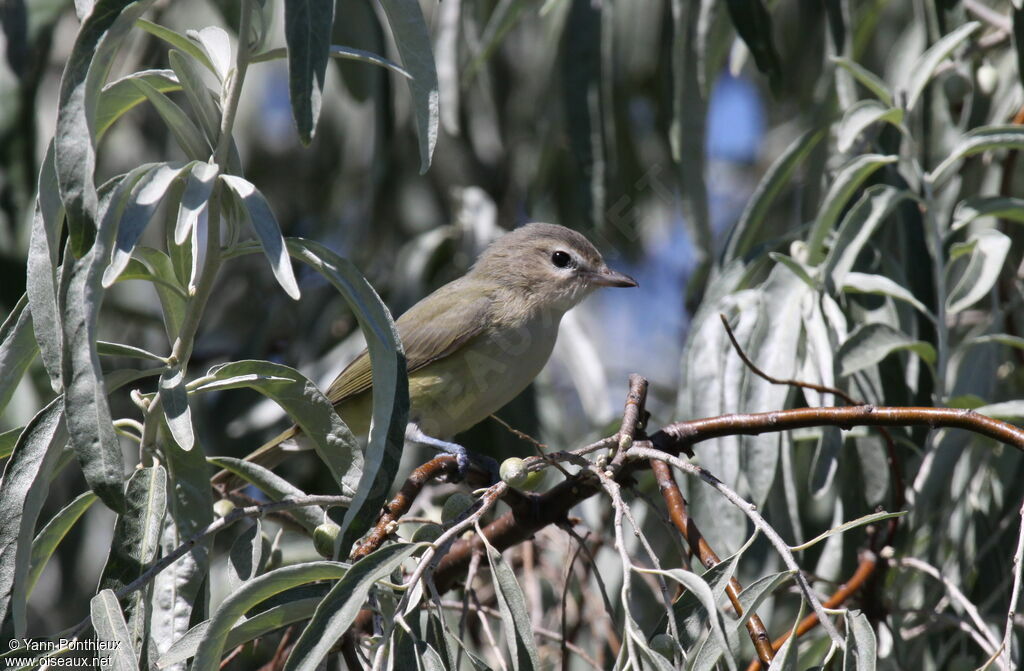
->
406, 425, 498, 484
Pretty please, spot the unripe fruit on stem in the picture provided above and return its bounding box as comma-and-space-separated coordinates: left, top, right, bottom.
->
313, 522, 341, 558
650, 633, 676, 660
500, 457, 544, 490
213, 499, 235, 518
441, 492, 475, 524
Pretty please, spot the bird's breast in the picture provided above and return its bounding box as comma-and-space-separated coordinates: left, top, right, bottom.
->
407, 316, 561, 438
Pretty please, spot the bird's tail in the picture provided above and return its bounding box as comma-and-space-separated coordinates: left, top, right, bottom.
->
211, 425, 300, 493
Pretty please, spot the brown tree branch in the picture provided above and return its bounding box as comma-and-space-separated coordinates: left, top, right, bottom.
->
650, 459, 775, 665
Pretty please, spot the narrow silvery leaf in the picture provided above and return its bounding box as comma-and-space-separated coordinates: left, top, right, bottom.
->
479, 533, 540, 671
831, 56, 892, 106
945, 229, 1011, 314
159, 368, 193, 451
103, 162, 188, 287
228, 519, 263, 591
378, 0, 440, 173
27, 491, 97, 595
841, 272, 931, 318
96, 69, 181, 141
132, 247, 188, 341
99, 467, 167, 657
195, 360, 360, 497
61, 167, 156, 513
725, 128, 825, 261
809, 426, 843, 497
328, 45, 411, 79
287, 239, 408, 554
837, 100, 905, 153
842, 610, 877, 671
734, 571, 795, 631
27, 141, 64, 389
0, 397, 67, 641
128, 78, 210, 159
284, 544, 421, 671
928, 126, 1024, 185
807, 154, 897, 264
838, 322, 936, 377
206, 457, 326, 533
167, 50, 221, 146
174, 162, 218, 245
284, 0, 334, 144
952, 196, 1024, 232
90, 589, 139, 671
55, 0, 157, 256
822, 185, 912, 291
648, 567, 732, 671
190, 561, 349, 671
189, 26, 231, 83
135, 19, 216, 76
156, 597, 321, 668
220, 175, 301, 300
903, 22, 980, 111
791, 512, 904, 552
722, 0, 782, 92
150, 435, 213, 670
0, 296, 38, 415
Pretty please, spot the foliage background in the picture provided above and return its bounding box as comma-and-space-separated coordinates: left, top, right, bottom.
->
2, 0, 1024, 669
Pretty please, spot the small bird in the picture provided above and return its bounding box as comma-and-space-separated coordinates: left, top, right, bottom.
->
212, 223, 636, 489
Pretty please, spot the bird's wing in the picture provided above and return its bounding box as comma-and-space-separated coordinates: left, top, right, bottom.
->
325, 279, 493, 406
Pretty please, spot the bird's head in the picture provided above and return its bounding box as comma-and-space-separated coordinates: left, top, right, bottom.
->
470, 223, 637, 313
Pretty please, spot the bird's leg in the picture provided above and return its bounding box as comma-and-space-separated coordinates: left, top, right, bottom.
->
405, 424, 498, 483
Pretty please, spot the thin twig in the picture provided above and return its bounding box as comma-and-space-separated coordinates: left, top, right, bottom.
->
626, 446, 846, 649
999, 499, 1024, 670
560, 531, 588, 670
650, 459, 775, 665
609, 373, 649, 466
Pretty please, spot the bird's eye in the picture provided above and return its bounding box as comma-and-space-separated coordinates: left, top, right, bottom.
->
551, 250, 572, 268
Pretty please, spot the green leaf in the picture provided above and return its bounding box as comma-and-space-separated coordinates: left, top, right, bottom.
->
841, 272, 932, 318
99, 466, 167, 656
26, 141, 64, 390
96, 69, 181, 141
952, 196, 1024, 232
903, 21, 981, 111
150, 429, 213, 668
769, 253, 816, 289
103, 162, 188, 287
27, 491, 97, 595
55, 0, 158, 257
156, 596, 321, 668
479, 532, 540, 671
842, 610, 877, 671
0, 295, 38, 415
206, 457, 326, 533
0, 428, 21, 460
838, 322, 935, 377
0, 397, 67, 641
836, 100, 905, 153
61, 166, 157, 513
90, 589, 139, 671
128, 78, 210, 159
725, 128, 825, 261
190, 561, 350, 671
160, 367, 193, 451
928, 126, 1024, 185
378, 0, 439, 173
96, 340, 166, 362
946, 229, 1011, 314
220, 175, 301, 300
328, 45, 411, 79
822, 185, 913, 291
132, 247, 188, 341
790, 511, 904, 552
195, 360, 360, 497
723, 0, 782, 92
228, 519, 263, 590
808, 154, 897, 264
733, 571, 795, 631
973, 401, 1024, 421
284, 543, 421, 671
135, 18, 216, 75
831, 57, 893, 106
284, 0, 334, 144
287, 239, 409, 554
167, 50, 221, 147
644, 567, 731, 669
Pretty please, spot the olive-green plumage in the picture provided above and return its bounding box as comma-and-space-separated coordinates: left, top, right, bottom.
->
212, 223, 636, 489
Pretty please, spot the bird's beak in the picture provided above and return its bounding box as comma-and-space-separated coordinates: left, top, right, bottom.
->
588, 267, 638, 288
